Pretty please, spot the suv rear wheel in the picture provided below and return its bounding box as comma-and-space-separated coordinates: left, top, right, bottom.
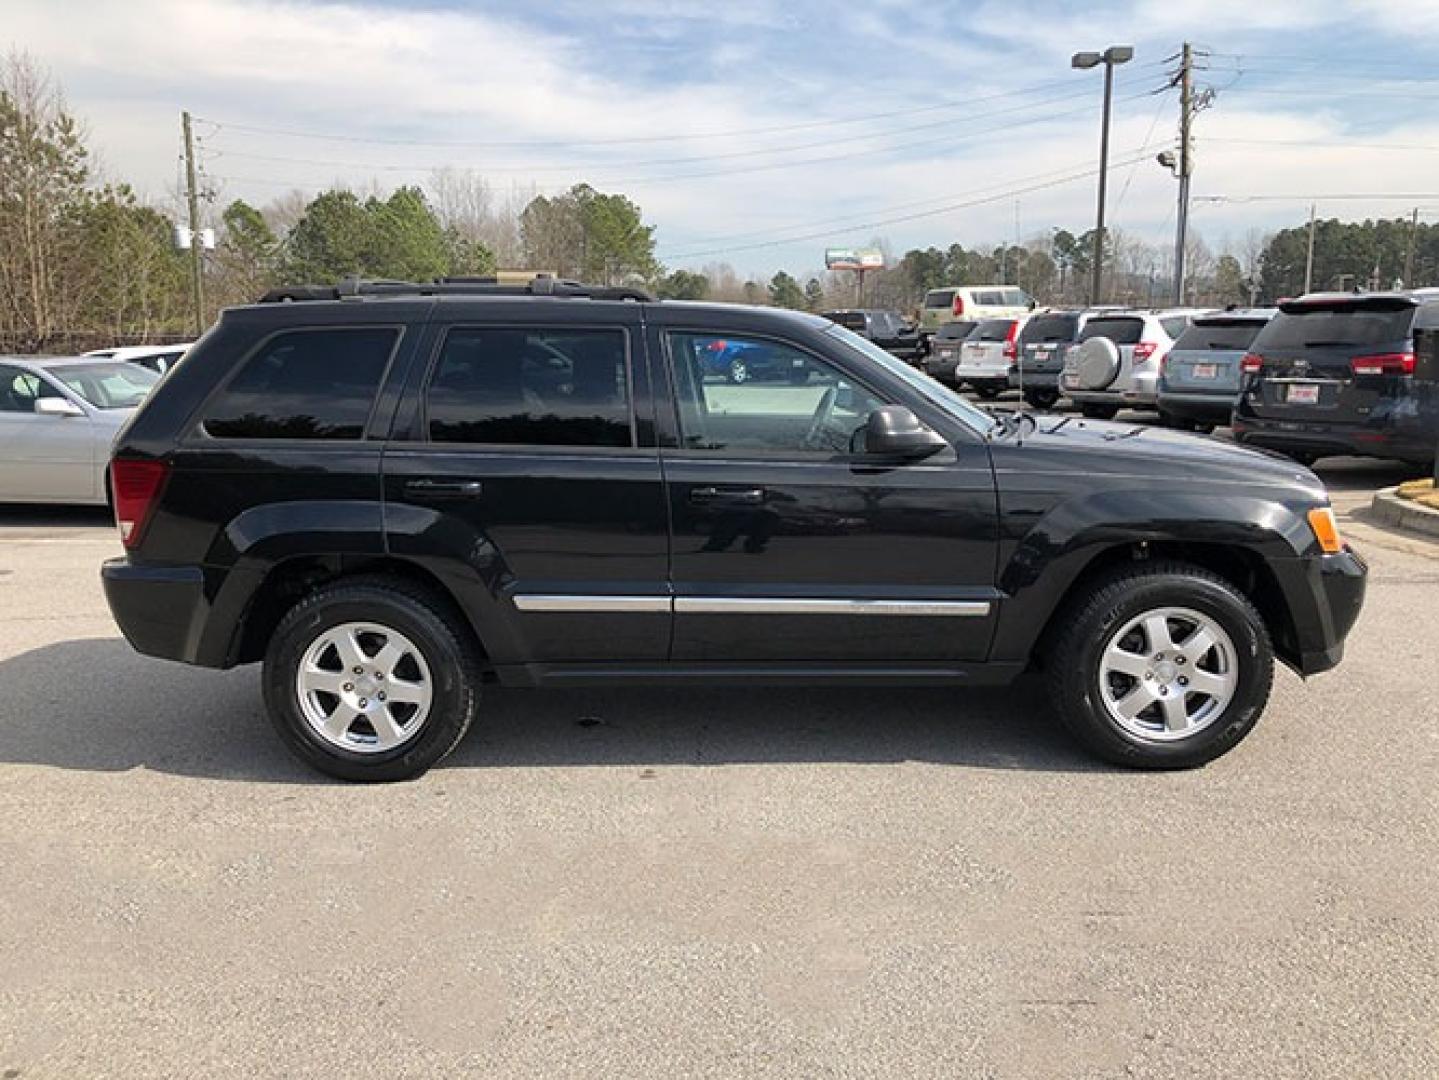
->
1080, 403, 1120, 421
1047, 562, 1273, 768
1023, 388, 1060, 409
263, 576, 481, 781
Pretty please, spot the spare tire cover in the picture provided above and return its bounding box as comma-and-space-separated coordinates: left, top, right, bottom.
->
1073, 336, 1121, 390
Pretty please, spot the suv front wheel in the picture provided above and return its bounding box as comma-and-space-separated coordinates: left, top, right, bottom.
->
263, 576, 482, 781
1047, 563, 1274, 768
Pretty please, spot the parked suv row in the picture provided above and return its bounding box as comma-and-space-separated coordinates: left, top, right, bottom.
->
103, 277, 1365, 781
1235, 291, 1439, 467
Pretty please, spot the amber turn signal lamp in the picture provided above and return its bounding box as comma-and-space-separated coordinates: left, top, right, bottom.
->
1306, 507, 1343, 554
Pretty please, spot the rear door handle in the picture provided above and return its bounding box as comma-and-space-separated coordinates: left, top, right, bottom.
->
404, 478, 484, 499
689, 486, 765, 506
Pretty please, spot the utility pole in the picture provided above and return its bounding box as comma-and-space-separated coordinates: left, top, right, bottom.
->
182, 111, 205, 336
1172, 43, 1193, 305
1405, 206, 1420, 288
1303, 203, 1317, 295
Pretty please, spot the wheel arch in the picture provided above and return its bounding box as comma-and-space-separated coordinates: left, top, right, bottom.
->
227, 554, 492, 668
1021, 539, 1299, 673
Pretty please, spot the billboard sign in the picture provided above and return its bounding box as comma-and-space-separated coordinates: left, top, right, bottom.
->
825, 247, 885, 271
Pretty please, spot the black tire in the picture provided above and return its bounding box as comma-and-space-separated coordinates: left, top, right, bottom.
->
1046, 562, 1274, 769
1080, 403, 1120, 420
1023, 388, 1060, 410
974, 384, 1002, 400
1159, 410, 1196, 431
263, 575, 482, 782
1286, 451, 1320, 467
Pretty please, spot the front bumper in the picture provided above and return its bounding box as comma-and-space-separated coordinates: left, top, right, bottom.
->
1285, 549, 1367, 675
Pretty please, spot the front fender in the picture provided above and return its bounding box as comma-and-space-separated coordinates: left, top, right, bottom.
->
990, 486, 1315, 663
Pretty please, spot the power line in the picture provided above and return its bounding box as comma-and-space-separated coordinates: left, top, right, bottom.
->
205, 82, 1133, 177
206, 90, 1156, 191
191, 64, 1167, 152
664, 149, 1159, 261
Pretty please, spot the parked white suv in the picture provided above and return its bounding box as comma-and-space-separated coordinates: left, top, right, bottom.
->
918, 285, 1032, 343
1060, 310, 1198, 418
953, 316, 1023, 398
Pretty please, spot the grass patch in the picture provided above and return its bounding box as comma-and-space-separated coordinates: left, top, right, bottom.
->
1397, 478, 1439, 510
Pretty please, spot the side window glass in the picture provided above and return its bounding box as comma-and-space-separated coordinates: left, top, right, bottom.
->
205, 328, 397, 439
0, 366, 33, 412
427, 327, 632, 447
666, 333, 886, 455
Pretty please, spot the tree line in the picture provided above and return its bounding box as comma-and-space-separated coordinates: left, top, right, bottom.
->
4, 52, 1436, 353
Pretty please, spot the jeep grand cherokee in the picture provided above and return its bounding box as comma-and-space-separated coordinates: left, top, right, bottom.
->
102, 277, 1366, 781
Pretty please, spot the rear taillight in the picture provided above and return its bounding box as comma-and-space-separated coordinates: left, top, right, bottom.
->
1350, 351, 1416, 376
951, 295, 965, 316
1132, 341, 1159, 364
1240, 352, 1263, 375
111, 458, 168, 549
705, 339, 727, 353
1002, 320, 1019, 360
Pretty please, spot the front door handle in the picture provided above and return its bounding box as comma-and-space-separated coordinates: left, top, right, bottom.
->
689, 486, 765, 506
404, 478, 484, 499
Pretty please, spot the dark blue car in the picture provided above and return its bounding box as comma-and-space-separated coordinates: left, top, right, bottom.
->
695, 336, 809, 384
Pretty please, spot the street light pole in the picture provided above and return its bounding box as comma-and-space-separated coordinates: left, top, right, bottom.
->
1073, 45, 1133, 306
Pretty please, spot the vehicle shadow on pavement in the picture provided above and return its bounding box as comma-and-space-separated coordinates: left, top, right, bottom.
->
0, 505, 115, 528
0, 639, 1107, 782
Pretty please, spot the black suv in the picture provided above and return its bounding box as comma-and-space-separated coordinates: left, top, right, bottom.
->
1234, 291, 1439, 466
103, 278, 1366, 781
821, 309, 922, 362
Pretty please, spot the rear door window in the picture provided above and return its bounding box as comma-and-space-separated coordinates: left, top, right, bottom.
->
1079, 317, 1144, 345
1173, 321, 1266, 352
204, 327, 398, 440
426, 327, 633, 448
1254, 305, 1416, 352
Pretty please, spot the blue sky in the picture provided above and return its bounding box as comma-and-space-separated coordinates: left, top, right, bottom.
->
10, 0, 1439, 278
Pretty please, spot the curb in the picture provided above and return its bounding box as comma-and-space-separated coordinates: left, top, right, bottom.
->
1370, 486, 1439, 540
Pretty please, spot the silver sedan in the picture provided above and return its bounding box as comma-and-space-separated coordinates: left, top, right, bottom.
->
0, 356, 159, 506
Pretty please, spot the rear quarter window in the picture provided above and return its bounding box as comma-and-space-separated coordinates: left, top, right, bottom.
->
203, 327, 398, 440
1160, 315, 1192, 339
1079, 317, 1144, 345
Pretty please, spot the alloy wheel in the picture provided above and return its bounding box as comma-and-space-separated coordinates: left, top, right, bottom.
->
294, 621, 433, 753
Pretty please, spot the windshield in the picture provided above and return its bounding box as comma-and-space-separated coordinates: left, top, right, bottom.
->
46, 362, 159, 408
1019, 313, 1078, 344
1173, 320, 1266, 352
1255, 306, 1415, 351
1079, 317, 1144, 345
823, 323, 996, 435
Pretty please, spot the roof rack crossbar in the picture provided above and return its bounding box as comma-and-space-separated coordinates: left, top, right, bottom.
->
258, 276, 654, 304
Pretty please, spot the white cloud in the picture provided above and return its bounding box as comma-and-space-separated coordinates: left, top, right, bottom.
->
5, 0, 1439, 278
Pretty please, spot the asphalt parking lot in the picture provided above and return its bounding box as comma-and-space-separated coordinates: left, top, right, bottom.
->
1, 451, 1436, 1078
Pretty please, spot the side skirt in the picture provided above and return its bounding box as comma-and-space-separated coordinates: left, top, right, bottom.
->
492, 661, 1027, 689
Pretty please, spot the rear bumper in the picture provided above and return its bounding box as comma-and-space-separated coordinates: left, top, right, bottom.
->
1157, 390, 1236, 424
1233, 416, 1436, 464
1009, 369, 1060, 389
102, 559, 226, 668
1063, 369, 1160, 407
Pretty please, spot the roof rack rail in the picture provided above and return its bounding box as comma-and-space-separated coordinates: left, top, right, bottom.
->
258, 276, 654, 304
